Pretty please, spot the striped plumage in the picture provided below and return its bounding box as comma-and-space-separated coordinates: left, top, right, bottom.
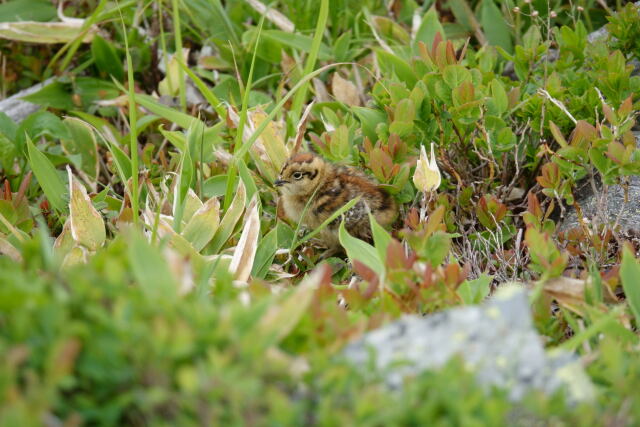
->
275, 153, 397, 250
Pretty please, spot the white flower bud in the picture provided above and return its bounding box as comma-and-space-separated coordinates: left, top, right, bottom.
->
413, 143, 441, 193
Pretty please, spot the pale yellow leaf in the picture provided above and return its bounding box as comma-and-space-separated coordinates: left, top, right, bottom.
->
182, 196, 220, 251
53, 219, 74, 259
0, 21, 95, 44
159, 48, 189, 97
181, 188, 204, 225
62, 245, 88, 268
250, 109, 289, 173
68, 167, 105, 251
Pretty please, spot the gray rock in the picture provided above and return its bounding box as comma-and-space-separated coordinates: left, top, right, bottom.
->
559, 133, 640, 232
0, 77, 54, 123
343, 287, 594, 402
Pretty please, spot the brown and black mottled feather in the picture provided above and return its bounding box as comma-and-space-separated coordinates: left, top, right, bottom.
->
275, 153, 397, 250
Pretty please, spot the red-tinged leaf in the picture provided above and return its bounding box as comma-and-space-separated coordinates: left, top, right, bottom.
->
549, 121, 568, 147
405, 207, 420, 229
607, 141, 626, 163
445, 40, 456, 64
571, 120, 597, 146
619, 95, 633, 117
431, 31, 443, 58
527, 191, 543, 218
443, 263, 466, 287
507, 87, 520, 109
425, 205, 446, 236
602, 103, 617, 125
386, 239, 410, 270
353, 259, 379, 284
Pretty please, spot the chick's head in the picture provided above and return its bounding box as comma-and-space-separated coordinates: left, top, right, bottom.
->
275, 153, 325, 196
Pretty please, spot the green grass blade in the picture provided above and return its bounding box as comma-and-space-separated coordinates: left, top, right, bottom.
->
25, 136, 67, 213
179, 61, 227, 117
290, 0, 329, 122
172, 0, 186, 112
292, 196, 360, 250
222, 14, 265, 211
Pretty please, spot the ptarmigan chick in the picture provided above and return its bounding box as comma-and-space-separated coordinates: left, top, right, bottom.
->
275, 152, 397, 251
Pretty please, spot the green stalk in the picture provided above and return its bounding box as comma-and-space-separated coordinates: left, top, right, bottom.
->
289, 0, 329, 123
172, 0, 186, 112
46, 0, 107, 76
158, 0, 173, 95
116, 0, 139, 225
222, 15, 265, 211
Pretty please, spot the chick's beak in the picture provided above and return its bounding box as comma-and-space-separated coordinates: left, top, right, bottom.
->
274, 179, 287, 187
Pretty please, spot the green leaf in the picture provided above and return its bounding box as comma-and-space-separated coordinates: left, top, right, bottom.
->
443, 65, 471, 89
480, 0, 513, 53
209, 180, 246, 253
0, 132, 17, 172
489, 79, 508, 115
352, 107, 387, 142
369, 213, 392, 264
261, 30, 332, 61
203, 175, 230, 198
22, 78, 119, 111
457, 274, 492, 304
251, 226, 278, 279
375, 49, 417, 87
339, 220, 385, 278
133, 93, 200, 129
26, 136, 67, 213
621, 247, 640, 324
129, 232, 178, 299
16, 111, 70, 153
91, 34, 124, 81
62, 117, 99, 179
413, 6, 445, 51
245, 266, 326, 351
422, 232, 451, 267
0, 112, 17, 140
0, 0, 56, 22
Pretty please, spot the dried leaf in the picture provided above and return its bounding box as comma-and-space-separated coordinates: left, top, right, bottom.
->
229, 196, 260, 282
246, 0, 294, 32
0, 236, 21, 262
331, 73, 361, 106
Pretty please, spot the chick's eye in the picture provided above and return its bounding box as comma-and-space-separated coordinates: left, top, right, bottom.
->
292, 172, 303, 180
